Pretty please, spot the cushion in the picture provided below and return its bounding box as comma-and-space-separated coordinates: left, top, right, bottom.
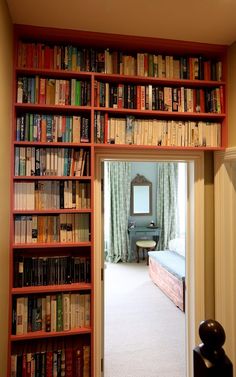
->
148, 250, 185, 280
168, 237, 185, 257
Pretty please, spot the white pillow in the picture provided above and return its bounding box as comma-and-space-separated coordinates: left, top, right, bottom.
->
168, 237, 185, 257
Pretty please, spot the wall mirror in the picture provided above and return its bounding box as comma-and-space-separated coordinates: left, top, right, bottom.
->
130, 174, 152, 215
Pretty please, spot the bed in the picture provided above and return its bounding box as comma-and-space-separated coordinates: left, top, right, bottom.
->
148, 237, 185, 312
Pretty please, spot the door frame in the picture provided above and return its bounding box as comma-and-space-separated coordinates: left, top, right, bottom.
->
93, 148, 205, 377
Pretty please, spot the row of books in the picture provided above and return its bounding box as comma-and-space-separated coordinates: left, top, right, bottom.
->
17, 77, 91, 106
97, 116, 221, 147
11, 340, 90, 377
14, 213, 90, 244
17, 41, 223, 81
14, 181, 91, 210
94, 81, 224, 113
12, 293, 90, 335
14, 147, 90, 177
14, 255, 91, 288
16, 113, 90, 143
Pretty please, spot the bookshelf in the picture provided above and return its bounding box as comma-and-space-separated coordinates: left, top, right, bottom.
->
9, 24, 227, 377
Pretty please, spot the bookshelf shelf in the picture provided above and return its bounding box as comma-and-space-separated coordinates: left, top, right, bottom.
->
12, 283, 92, 295
16, 67, 93, 79
93, 106, 225, 120
11, 327, 92, 341
9, 23, 228, 377
13, 175, 92, 180
93, 143, 224, 151
93, 72, 226, 87
16, 68, 226, 87
14, 103, 92, 112
13, 209, 92, 214
12, 242, 92, 249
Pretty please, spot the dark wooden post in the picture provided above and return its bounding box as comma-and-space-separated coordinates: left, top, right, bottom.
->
193, 319, 233, 377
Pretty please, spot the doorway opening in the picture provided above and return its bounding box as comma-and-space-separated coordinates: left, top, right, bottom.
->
93, 149, 205, 377
103, 160, 187, 377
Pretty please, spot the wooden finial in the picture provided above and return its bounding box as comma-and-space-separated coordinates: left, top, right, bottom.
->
193, 319, 233, 377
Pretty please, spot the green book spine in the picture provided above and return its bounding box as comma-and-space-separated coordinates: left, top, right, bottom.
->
57, 293, 63, 331
75, 80, 81, 106
148, 54, 154, 77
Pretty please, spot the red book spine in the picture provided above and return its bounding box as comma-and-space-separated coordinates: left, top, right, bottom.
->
200, 89, 205, 113
65, 344, 73, 377
50, 48, 54, 69
44, 46, 51, 69
74, 346, 82, 377
26, 44, 33, 68
37, 44, 43, 69
136, 85, 141, 110
117, 84, 123, 109
22, 353, 27, 377
189, 57, 194, 80
193, 90, 196, 112
65, 81, 71, 105
204, 61, 210, 81
46, 350, 53, 377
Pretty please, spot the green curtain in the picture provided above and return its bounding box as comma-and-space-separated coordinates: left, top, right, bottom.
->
156, 163, 179, 250
104, 162, 132, 262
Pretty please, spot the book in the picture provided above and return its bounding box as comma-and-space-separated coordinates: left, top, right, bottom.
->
16, 297, 25, 335
62, 293, 71, 331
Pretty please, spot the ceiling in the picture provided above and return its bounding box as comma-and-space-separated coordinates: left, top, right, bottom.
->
6, 0, 236, 46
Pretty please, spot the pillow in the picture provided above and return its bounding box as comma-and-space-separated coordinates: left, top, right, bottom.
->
168, 237, 185, 257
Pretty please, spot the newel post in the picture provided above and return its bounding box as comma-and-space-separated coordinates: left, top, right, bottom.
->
193, 319, 233, 377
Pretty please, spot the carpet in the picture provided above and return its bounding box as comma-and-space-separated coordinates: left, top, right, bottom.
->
104, 261, 186, 377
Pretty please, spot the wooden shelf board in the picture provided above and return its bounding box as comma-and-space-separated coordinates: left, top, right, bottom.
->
15, 67, 226, 87
94, 72, 226, 87
94, 144, 225, 151
16, 67, 93, 79
13, 175, 91, 180
13, 242, 92, 249
12, 283, 92, 295
93, 107, 225, 120
11, 327, 91, 341
14, 141, 91, 147
13, 209, 92, 214
14, 103, 92, 112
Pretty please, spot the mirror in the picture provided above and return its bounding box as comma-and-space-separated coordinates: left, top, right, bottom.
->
130, 174, 152, 215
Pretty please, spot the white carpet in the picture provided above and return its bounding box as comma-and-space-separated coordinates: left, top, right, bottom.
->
104, 261, 186, 377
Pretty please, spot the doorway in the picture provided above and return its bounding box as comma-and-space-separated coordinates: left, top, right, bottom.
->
103, 160, 186, 377
93, 149, 205, 377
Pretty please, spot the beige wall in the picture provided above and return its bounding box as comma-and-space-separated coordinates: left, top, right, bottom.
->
228, 42, 236, 147
204, 152, 215, 319
0, 0, 12, 375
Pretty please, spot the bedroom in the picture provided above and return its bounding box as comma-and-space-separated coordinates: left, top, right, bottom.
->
103, 160, 187, 377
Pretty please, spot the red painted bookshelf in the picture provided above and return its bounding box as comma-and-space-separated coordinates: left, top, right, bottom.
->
8, 23, 228, 377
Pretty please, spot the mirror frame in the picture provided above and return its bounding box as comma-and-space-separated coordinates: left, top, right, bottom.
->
130, 174, 152, 216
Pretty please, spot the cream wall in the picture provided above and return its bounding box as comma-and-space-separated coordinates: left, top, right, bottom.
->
0, 0, 12, 375
204, 152, 215, 319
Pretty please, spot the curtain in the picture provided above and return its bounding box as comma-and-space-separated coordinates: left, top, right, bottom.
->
104, 161, 132, 263
156, 163, 179, 250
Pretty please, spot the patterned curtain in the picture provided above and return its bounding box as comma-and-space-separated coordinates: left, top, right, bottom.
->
156, 163, 179, 250
104, 162, 132, 263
